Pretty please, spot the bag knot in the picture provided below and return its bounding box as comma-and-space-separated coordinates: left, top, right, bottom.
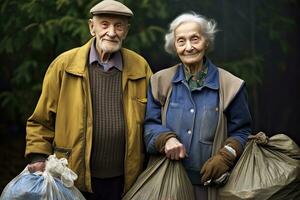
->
248, 132, 269, 144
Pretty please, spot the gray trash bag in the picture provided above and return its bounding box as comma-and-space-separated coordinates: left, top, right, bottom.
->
122, 155, 195, 200
0, 154, 85, 200
268, 179, 300, 200
219, 132, 300, 200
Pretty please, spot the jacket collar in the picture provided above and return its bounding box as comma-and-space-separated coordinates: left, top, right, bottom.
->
120, 48, 146, 80
65, 38, 93, 76
172, 57, 219, 90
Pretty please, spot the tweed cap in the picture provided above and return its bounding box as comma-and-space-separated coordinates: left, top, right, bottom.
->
90, 0, 133, 17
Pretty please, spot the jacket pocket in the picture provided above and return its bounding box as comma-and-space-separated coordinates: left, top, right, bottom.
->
134, 97, 147, 123
166, 101, 183, 133
136, 97, 147, 104
199, 106, 218, 144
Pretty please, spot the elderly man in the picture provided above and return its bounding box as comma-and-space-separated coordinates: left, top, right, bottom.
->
25, 0, 152, 199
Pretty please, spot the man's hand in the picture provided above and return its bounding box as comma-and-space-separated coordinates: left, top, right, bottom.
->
27, 161, 46, 173
165, 137, 186, 160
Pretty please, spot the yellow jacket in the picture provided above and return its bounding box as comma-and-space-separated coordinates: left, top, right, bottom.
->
25, 38, 152, 192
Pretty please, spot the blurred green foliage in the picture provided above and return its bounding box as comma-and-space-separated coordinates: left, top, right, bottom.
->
0, 0, 297, 126
0, 0, 174, 124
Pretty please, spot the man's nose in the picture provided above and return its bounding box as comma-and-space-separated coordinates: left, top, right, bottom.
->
106, 25, 117, 37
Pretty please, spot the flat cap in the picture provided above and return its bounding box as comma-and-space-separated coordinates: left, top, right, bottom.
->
90, 0, 133, 17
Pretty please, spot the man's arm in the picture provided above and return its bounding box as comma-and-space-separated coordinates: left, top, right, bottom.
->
25, 59, 63, 170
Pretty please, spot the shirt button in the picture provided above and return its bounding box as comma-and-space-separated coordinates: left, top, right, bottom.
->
187, 130, 192, 134
190, 108, 195, 113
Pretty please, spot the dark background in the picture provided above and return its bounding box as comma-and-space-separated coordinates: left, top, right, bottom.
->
0, 0, 299, 192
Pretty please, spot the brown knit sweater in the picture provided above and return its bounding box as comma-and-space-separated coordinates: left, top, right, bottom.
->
88, 64, 125, 178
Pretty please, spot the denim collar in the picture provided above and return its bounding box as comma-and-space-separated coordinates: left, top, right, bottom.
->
172, 57, 219, 90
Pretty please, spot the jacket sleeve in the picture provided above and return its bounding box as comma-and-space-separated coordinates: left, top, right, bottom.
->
25, 59, 62, 158
225, 85, 252, 148
144, 82, 175, 154
145, 63, 153, 84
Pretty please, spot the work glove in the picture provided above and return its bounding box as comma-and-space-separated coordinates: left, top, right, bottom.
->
200, 137, 242, 184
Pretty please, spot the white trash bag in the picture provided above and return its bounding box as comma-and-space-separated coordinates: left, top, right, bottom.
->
0, 154, 85, 200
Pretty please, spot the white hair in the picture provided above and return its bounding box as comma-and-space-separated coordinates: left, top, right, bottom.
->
164, 12, 218, 55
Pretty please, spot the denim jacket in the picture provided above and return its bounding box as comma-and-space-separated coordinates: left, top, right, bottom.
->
144, 58, 252, 184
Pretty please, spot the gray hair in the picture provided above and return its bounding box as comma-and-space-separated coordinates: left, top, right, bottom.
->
164, 12, 218, 55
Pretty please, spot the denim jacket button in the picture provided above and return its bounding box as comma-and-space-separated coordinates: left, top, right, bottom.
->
187, 130, 192, 134
190, 108, 195, 113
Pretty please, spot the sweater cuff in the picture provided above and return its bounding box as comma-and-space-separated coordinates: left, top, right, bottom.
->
155, 132, 177, 153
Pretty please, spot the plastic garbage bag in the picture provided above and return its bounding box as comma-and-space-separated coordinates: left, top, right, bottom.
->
0, 154, 85, 200
219, 132, 300, 200
122, 155, 195, 200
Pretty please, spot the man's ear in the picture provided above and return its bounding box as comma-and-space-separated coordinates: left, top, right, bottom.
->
88, 18, 95, 36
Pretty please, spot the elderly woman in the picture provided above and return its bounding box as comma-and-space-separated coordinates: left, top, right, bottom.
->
144, 12, 252, 199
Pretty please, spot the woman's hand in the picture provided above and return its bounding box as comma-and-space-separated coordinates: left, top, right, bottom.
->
165, 137, 186, 160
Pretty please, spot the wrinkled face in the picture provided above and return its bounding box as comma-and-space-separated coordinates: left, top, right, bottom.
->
89, 15, 129, 55
174, 21, 207, 68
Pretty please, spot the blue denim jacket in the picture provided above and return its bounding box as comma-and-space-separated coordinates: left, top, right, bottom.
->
144, 58, 252, 184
